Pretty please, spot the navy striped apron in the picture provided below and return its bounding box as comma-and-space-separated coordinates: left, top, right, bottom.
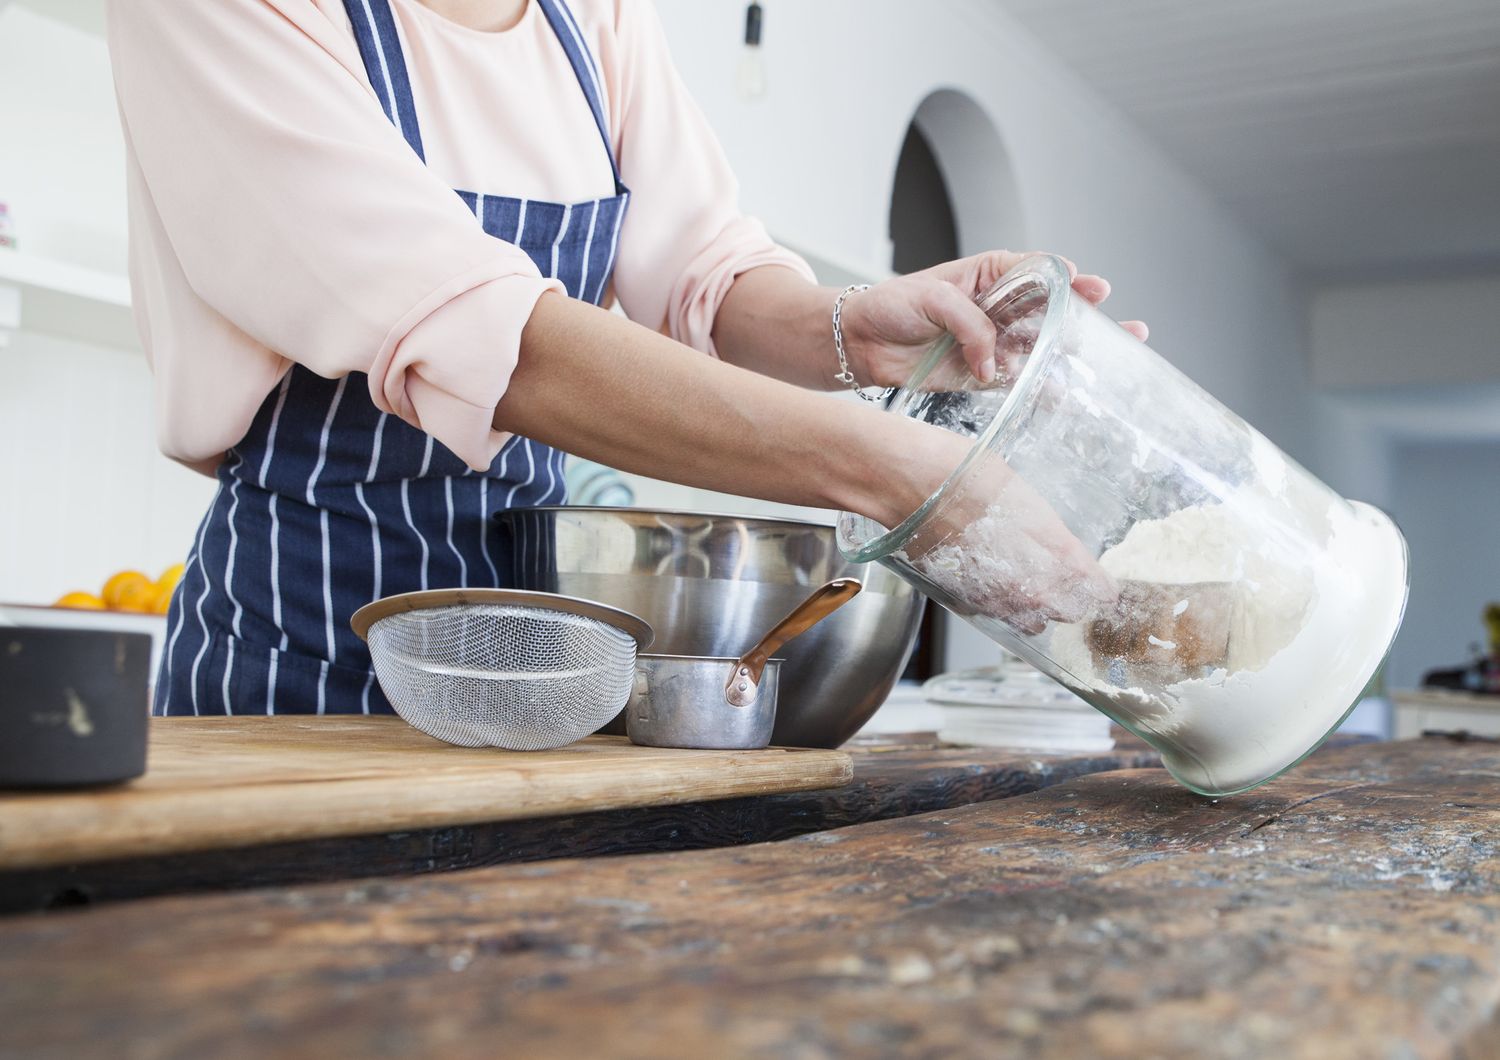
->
155, 0, 629, 716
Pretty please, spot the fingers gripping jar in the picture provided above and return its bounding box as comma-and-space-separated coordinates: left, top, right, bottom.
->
839, 255, 1408, 796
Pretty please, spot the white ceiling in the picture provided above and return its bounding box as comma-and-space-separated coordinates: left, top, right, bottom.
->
994, 0, 1500, 280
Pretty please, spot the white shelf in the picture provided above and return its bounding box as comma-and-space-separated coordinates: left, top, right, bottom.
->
0, 249, 139, 351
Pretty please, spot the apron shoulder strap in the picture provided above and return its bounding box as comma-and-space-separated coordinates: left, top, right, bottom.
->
534, 0, 626, 192
343, 0, 427, 160
343, 0, 624, 194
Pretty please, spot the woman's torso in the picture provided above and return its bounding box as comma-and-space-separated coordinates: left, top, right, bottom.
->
154, 0, 627, 716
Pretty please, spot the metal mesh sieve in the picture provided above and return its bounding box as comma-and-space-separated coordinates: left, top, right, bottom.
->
352, 590, 652, 750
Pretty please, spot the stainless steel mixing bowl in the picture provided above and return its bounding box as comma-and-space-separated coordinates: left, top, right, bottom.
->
493, 507, 926, 748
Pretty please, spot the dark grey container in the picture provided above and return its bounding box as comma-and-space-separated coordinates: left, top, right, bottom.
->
0, 627, 151, 787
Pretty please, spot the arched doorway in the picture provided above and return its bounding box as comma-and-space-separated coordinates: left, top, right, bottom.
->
889, 122, 960, 274
890, 88, 1025, 271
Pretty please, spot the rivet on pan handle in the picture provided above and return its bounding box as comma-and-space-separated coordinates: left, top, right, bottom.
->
723, 578, 862, 708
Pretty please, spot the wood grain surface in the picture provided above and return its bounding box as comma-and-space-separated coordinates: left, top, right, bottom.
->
0, 717, 851, 869
1, 736, 1495, 1059
0, 735, 1159, 912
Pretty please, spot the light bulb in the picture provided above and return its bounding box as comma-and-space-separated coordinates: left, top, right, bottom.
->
736, 48, 766, 100
735, 2, 766, 100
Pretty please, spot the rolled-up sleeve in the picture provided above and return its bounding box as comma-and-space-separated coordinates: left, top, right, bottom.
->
606, 1, 815, 354
109, 0, 561, 469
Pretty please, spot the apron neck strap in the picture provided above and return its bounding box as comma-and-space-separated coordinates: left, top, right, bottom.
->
533, 0, 624, 191
342, 0, 624, 191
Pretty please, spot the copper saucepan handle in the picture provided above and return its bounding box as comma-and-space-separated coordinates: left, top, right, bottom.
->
723, 578, 863, 707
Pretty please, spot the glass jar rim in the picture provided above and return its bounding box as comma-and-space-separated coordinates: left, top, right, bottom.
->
838, 253, 1074, 565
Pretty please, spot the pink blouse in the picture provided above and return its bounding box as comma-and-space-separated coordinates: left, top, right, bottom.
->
107, 0, 812, 472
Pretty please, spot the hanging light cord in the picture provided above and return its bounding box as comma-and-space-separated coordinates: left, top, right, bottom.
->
744, 2, 762, 47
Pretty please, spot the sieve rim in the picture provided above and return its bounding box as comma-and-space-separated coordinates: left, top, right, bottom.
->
349, 588, 654, 648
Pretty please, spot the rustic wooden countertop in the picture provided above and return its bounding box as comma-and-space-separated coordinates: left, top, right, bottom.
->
0, 727, 1158, 913
2, 735, 1494, 1058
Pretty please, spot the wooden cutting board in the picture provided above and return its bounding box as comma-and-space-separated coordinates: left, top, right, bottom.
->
0, 716, 852, 870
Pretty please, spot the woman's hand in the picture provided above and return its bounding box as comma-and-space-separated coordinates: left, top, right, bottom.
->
840, 250, 1150, 388
908, 462, 1119, 636
875, 419, 1118, 637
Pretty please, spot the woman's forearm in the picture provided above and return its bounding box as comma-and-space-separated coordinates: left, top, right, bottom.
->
710, 254, 1151, 396
710, 266, 846, 390
495, 291, 957, 529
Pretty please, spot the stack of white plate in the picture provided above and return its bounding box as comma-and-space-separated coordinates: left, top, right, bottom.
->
925, 653, 1113, 753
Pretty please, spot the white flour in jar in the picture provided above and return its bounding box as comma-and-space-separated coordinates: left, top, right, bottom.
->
915, 482, 1407, 795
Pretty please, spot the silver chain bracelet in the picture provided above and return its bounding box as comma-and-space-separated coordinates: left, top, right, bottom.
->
832, 283, 888, 403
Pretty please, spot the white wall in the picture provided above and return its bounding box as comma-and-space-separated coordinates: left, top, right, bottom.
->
0, 6, 126, 270
655, 0, 1314, 468
1311, 274, 1500, 389
1388, 441, 1500, 691
0, 330, 217, 603
1310, 381, 1500, 531
654, 0, 1316, 673
1308, 381, 1500, 729
0, 6, 216, 605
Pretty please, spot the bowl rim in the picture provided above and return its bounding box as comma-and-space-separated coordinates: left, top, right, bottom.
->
493, 505, 924, 600
637, 653, 785, 665
496, 505, 837, 531
837, 253, 1074, 565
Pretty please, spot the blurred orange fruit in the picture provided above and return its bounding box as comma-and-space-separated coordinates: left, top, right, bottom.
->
102, 570, 153, 610
113, 579, 158, 613
152, 563, 186, 614
54, 591, 107, 610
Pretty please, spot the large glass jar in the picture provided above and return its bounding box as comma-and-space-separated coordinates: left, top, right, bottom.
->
840, 255, 1408, 796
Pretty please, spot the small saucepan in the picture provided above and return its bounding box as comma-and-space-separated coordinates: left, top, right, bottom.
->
627, 579, 862, 750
